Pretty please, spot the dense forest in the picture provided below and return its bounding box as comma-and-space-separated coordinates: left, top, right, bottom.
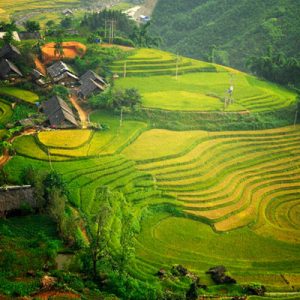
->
150, 0, 300, 76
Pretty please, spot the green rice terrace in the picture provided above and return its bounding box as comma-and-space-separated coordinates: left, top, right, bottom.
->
112, 49, 297, 113
1, 42, 300, 298
6, 109, 300, 291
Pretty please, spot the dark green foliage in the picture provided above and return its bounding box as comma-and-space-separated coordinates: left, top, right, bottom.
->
11, 104, 36, 123
247, 47, 300, 86
109, 88, 142, 110
24, 20, 40, 32
60, 17, 72, 29
50, 85, 69, 101
150, 0, 300, 72
81, 9, 136, 38
0, 215, 61, 296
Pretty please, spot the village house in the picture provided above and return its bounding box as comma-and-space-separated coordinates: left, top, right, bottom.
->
42, 95, 78, 128
0, 58, 23, 79
47, 61, 79, 86
62, 9, 73, 16
0, 31, 20, 42
0, 43, 21, 60
78, 70, 107, 99
31, 68, 47, 87
18, 31, 42, 40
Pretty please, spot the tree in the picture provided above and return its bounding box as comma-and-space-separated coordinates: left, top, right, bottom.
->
89, 187, 113, 278
3, 30, 14, 44
60, 17, 72, 28
25, 20, 40, 32
112, 204, 136, 275
109, 88, 142, 110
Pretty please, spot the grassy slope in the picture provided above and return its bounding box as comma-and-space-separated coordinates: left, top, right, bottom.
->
6, 122, 300, 289
0, 0, 80, 21
113, 48, 297, 112
0, 215, 61, 296
0, 87, 39, 104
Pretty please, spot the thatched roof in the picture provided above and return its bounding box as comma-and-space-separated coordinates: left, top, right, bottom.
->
78, 70, 106, 98
80, 70, 106, 86
47, 61, 70, 78
32, 68, 45, 79
53, 71, 79, 83
43, 95, 78, 127
0, 59, 23, 78
0, 43, 21, 59
47, 61, 78, 82
79, 79, 105, 98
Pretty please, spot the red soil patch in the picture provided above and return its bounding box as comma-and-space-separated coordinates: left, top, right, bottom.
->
41, 42, 87, 63
101, 43, 134, 52
34, 56, 46, 76
32, 291, 80, 300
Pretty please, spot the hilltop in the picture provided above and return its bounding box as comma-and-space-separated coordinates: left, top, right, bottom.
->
150, 0, 300, 71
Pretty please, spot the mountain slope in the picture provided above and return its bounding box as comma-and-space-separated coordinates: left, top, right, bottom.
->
150, 0, 300, 70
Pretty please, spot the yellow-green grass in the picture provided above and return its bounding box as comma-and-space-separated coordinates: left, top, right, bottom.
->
29, 9, 86, 29
0, 87, 39, 103
131, 126, 300, 241
0, 0, 80, 20
14, 112, 147, 159
112, 48, 296, 112
13, 135, 71, 161
122, 129, 208, 160
0, 99, 13, 124
38, 130, 92, 149
135, 212, 300, 288
114, 72, 296, 112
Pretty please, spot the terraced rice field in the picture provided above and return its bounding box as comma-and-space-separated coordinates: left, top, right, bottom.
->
131, 126, 300, 243
13, 112, 147, 160
0, 0, 80, 20
0, 99, 13, 124
0, 87, 39, 104
6, 116, 300, 289
113, 48, 297, 112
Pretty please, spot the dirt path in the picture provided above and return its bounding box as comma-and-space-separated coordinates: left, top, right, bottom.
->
32, 290, 80, 300
134, 0, 158, 18
69, 94, 89, 129
34, 56, 47, 76
0, 129, 37, 169
100, 43, 134, 51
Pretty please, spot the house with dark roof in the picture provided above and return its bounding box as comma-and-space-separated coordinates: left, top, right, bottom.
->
0, 31, 20, 42
42, 95, 78, 128
0, 43, 21, 60
62, 9, 73, 16
32, 69, 47, 87
47, 61, 79, 86
78, 70, 107, 99
0, 59, 23, 79
18, 31, 42, 40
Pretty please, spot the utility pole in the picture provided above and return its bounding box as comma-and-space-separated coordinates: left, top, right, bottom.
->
120, 107, 123, 127
123, 61, 127, 78
294, 110, 298, 127
48, 149, 53, 171
175, 53, 179, 80
104, 19, 107, 39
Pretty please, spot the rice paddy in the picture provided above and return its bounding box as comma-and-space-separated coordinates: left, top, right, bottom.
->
113, 48, 297, 112
0, 99, 13, 124
7, 119, 300, 289
0, 87, 39, 104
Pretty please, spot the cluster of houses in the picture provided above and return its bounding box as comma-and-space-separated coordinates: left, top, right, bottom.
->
0, 43, 107, 129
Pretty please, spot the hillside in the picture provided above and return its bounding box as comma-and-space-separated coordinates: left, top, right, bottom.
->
150, 0, 300, 71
